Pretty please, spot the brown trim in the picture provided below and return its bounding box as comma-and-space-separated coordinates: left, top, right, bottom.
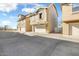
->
63, 20, 79, 23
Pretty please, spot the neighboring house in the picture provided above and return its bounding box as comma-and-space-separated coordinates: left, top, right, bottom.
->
62, 3, 79, 36
17, 14, 32, 33
30, 4, 58, 33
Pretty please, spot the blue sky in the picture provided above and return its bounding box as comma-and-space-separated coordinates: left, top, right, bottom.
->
0, 3, 62, 29
55, 3, 62, 27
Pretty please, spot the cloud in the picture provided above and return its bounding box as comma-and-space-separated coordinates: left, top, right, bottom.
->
2, 13, 7, 16
0, 20, 17, 29
22, 3, 48, 13
1, 20, 11, 26
22, 8, 36, 13
0, 3, 18, 13
34, 4, 47, 9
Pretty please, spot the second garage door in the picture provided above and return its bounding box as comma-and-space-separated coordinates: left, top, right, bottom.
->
70, 23, 79, 36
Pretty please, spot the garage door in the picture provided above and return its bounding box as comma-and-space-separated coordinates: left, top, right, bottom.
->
71, 23, 79, 36
35, 25, 47, 33
21, 28, 26, 33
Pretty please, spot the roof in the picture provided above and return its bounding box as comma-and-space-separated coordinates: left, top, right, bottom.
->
28, 13, 36, 17
61, 3, 71, 6
18, 14, 26, 22
36, 8, 47, 13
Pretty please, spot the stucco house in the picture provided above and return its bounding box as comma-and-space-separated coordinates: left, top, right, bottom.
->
17, 14, 32, 33
62, 3, 79, 36
30, 4, 58, 33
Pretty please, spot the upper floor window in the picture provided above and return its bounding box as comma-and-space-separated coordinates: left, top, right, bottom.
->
72, 3, 79, 12
39, 13, 42, 19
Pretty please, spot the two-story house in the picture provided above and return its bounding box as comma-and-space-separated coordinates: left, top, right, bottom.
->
30, 4, 58, 33
62, 3, 79, 36
17, 14, 32, 33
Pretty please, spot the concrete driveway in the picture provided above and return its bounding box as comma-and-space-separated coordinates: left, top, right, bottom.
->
0, 32, 79, 56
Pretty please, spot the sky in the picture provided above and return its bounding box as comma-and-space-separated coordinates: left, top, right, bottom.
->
0, 3, 62, 29
55, 3, 62, 27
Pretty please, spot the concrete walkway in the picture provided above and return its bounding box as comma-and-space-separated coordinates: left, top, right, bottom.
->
23, 32, 79, 43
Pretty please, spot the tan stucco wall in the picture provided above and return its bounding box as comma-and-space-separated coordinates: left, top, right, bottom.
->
62, 4, 79, 35
17, 17, 32, 32
17, 21, 22, 32
62, 23, 70, 35
30, 8, 48, 33
62, 4, 79, 22
30, 8, 48, 25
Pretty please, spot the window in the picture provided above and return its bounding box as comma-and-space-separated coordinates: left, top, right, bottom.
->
39, 13, 42, 19
72, 3, 79, 12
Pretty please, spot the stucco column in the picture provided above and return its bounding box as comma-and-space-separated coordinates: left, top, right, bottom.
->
32, 25, 35, 32
63, 22, 70, 35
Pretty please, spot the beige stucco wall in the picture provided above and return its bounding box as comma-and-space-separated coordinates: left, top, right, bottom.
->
62, 4, 79, 22
62, 4, 79, 35
30, 8, 48, 33
30, 8, 48, 25
62, 23, 70, 35
17, 17, 32, 32
17, 21, 21, 32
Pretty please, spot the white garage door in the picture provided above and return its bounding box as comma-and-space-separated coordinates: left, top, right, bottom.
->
35, 25, 46, 33
21, 28, 26, 33
35, 28, 46, 33
71, 23, 79, 36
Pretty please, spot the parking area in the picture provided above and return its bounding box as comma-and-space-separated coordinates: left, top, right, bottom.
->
0, 32, 79, 56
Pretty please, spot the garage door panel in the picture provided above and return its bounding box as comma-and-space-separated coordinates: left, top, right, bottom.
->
35, 28, 46, 33
70, 23, 79, 36
35, 25, 46, 33
21, 28, 26, 33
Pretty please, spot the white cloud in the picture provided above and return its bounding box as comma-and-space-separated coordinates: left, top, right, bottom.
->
22, 4, 48, 13
2, 13, 7, 16
1, 20, 11, 26
0, 20, 17, 29
34, 4, 48, 9
0, 3, 18, 13
22, 8, 36, 13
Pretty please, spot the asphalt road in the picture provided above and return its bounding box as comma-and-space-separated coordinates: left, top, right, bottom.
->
0, 32, 79, 56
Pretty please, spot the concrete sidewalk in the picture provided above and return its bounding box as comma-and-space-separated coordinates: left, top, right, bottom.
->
23, 32, 79, 43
